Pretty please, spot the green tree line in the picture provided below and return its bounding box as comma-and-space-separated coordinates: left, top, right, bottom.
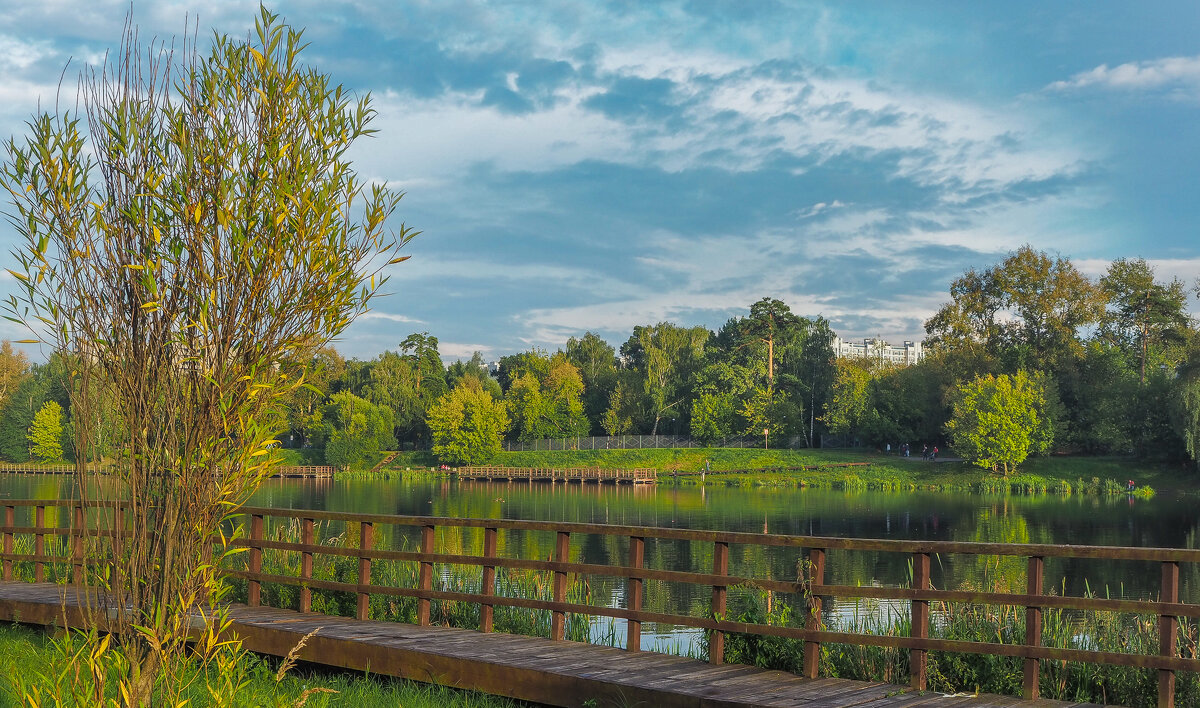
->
3, 248, 1199, 472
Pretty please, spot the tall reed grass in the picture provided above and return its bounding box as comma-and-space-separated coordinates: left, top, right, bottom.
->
224, 518, 594, 642
716, 577, 1199, 706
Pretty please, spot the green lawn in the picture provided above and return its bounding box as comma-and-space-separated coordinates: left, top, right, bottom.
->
377, 447, 1188, 495
0, 623, 526, 708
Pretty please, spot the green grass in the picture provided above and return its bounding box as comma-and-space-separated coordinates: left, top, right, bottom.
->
372, 447, 1181, 496
276, 448, 328, 466
0, 623, 526, 708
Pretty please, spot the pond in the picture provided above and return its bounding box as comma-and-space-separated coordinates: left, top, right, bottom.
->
3, 472, 1198, 653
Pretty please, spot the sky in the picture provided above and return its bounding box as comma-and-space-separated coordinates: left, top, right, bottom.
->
1, 1, 1198, 362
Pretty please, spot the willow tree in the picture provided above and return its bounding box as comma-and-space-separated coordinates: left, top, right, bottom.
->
2, 9, 413, 703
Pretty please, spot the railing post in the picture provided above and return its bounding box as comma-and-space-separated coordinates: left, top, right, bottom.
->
710, 540, 729, 664
417, 524, 435, 626
111, 506, 125, 596
480, 527, 497, 633
910, 552, 931, 691
72, 505, 84, 586
299, 518, 314, 613
627, 536, 645, 652
357, 521, 373, 621
1160, 560, 1180, 708
248, 514, 264, 606
33, 506, 44, 583
1024, 556, 1044, 699
551, 531, 570, 640
3, 505, 13, 581
803, 547, 826, 678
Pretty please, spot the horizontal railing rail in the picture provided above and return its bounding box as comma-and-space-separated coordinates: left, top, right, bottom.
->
0, 499, 1196, 707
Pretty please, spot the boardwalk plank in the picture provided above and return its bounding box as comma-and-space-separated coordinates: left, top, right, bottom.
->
0, 582, 1104, 708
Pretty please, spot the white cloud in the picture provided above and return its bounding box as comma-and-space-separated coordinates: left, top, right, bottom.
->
1048, 55, 1200, 92
794, 200, 846, 219
0, 35, 54, 70
438, 341, 494, 360
358, 311, 425, 324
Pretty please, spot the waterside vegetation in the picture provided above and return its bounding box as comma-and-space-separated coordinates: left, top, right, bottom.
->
346, 447, 1168, 497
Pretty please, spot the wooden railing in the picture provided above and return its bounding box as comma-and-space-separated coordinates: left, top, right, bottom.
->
275, 466, 336, 478
0, 464, 80, 474
454, 466, 657, 483
2, 499, 1198, 707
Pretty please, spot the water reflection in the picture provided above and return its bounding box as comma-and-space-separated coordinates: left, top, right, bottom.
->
4, 473, 1198, 645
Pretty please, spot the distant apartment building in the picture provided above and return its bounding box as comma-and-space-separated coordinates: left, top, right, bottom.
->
833, 336, 924, 365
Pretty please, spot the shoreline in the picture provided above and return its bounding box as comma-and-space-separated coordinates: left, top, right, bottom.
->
341, 448, 1180, 498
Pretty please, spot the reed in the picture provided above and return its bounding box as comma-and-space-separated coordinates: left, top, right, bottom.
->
716, 581, 1199, 706
224, 518, 594, 642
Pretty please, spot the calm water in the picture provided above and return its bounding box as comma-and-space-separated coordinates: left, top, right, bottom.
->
4, 473, 1198, 651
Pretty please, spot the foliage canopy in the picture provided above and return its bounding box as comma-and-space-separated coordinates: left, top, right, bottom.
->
429, 378, 510, 465
945, 371, 1052, 475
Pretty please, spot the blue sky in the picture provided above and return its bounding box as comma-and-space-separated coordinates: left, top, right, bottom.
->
1, 1, 1198, 361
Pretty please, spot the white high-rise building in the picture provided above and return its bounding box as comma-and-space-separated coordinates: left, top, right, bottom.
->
833, 336, 924, 365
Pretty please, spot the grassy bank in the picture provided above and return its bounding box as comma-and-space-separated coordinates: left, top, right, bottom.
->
370, 448, 1178, 496
0, 623, 525, 708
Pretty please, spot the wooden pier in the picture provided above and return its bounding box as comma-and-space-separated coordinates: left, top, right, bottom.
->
274, 465, 336, 478
0, 464, 334, 479
5, 499, 1196, 706
0, 582, 1099, 707
0, 463, 78, 475
454, 466, 657, 484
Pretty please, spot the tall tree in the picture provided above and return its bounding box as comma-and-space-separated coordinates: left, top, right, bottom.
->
0, 341, 30, 411
506, 353, 589, 441
0, 9, 414, 701
1100, 258, 1191, 384
565, 332, 618, 434
400, 332, 448, 400
623, 323, 709, 435
926, 246, 1104, 372
742, 298, 802, 388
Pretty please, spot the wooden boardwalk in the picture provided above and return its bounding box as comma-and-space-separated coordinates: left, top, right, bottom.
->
0, 464, 334, 478
455, 466, 657, 484
0, 582, 1100, 708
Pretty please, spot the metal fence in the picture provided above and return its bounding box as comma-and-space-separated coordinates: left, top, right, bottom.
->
502, 434, 810, 452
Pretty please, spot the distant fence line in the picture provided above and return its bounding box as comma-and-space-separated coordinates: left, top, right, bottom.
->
502, 434, 813, 452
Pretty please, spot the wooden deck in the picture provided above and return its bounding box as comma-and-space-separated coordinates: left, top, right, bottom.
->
0, 582, 1101, 708
455, 466, 657, 484
274, 465, 336, 478
0, 464, 334, 478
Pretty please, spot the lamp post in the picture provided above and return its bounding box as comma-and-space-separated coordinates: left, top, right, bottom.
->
763, 427, 769, 450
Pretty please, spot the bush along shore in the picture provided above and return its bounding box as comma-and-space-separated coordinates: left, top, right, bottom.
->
348, 448, 1171, 497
